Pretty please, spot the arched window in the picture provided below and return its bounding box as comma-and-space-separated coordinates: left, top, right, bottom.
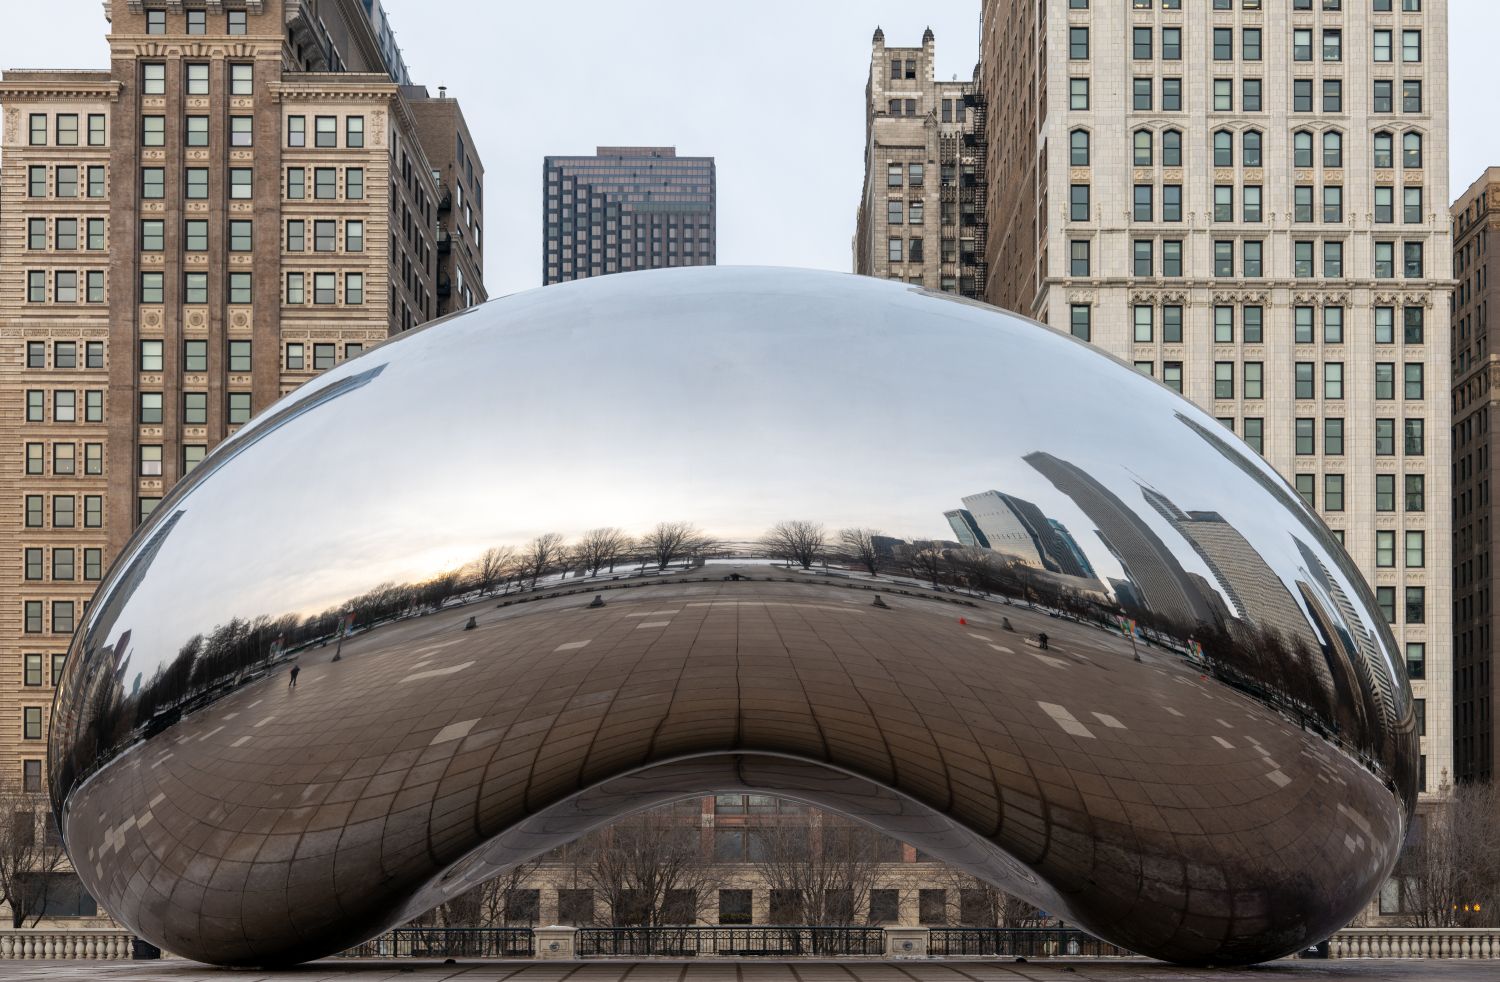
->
1242, 129, 1262, 168
1403, 132, 1423, 168
1133, 129, 1153, 167
1293, 130, 1313, 169
1162, 129, 1182, 167
1213, 129, 1233, 167
1070, 128, 1090, 167
1373, 131, 1394, 169
1323, 130, 1343, 168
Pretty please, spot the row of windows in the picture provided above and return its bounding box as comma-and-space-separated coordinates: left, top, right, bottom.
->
1076, 25, 1423, 64
885, 162, 926, 188
285, 220, 365, 253
1127, 301, 1425, 350
25, 218, 106, 251
140, 61, 252, 97
23, 548, 104, 583
1194, 357, 1426, 401
1295, 474, 1427, 513
1098, 233, 1428, 280
25, 113, 106, 147
1069, 76, 1424, 115
23, 391, 102, 424
24, 442, 104, 476
23, 495, 101, 530
23, 271, 106, 304
24, 165, 106, 199
1077, 127, 1424, 171
127, 166, 367, 202
20, 654, 68, 688
1076, 0, 1425, 12
286, 114, 365, 149
141, 8, 250, 35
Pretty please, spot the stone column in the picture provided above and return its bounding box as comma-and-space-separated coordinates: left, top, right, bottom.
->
535, 925, 578, 960
885, 927, 929, 958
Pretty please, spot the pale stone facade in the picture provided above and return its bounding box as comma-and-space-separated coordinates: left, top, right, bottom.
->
854, 29, 986, 298
982, 0, 1453, 801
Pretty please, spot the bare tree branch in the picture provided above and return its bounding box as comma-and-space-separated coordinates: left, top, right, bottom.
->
837, 528, 884, 576
473, 546, 516, 596
575, 528, 634, 578
519, 533, 567, 589
762, 521, 827, 570
641, 522, 711, 572
0, 781, 67, 928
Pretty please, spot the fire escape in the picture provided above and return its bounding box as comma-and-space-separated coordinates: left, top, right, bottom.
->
961, 89, 990, 301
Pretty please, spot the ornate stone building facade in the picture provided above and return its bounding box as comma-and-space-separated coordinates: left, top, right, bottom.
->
0, 0, 484, 852
979, 0, 1453, 800
854, 29, 987, 298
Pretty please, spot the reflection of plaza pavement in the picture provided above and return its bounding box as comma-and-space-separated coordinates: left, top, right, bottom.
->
2, 960, 1495, 981
65, 569, 1401, 965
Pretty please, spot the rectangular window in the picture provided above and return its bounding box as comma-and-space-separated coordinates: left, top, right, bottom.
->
1376, 530, 1396, 568
1244, 362, 1263, 400
1325, 241, 1344, 278
1296, 474, 1316, 508
1243, 28, 1261, 61
1324, 418, 1344, 456
184, 392, 207, 425
1406, 587, 1425, 625
1070, 305, 1090, 341
1243, 240, 1263, 277
315, 115, 338, 148
143, 62, 165, 94
1374, 80, 1393, 114
186, 167, 208, 199
184, 272, 208, 304
85, 548, 102, 580
1404, 307, 1424, 344
346, 116, 364, 148
1296, 418, 1315, 455
84, 495, 101, 528
1323, 79, 1342, 113
287, 167, 305, 199
142, 115, 165, 147
1324, 474, 1344, 512
84, 391, 102, 422
1214, 241, 1233, 277
315, 168, 337, 200
1163, 241, 1182, 277
1133, 305, 1153, 343
230, 168, 253, 199
1215, 306, 1234, 344
1162, 78, 1181, 111
286, 272, 305, 305
229, 340, 252, 373
139, 339, 164, 372
1404, 363, 1423, 400
1404, 80, 1422, 113
1403, 30, 1422, 63
27, 166, 46, 198
87, 166, 104, 198
28, 113, 47, 145
314, 272, 337, 304
184, 339, 208, 373
1375, 362, 1395, 401
287, 115, 306, 147
1324, 362, 1344, 400
56, 114, 78, 146
230, 116, 253, 147
53, 495, 75, 528
24, 707, 43, 740
1294, 79, 1312, 112
228, 392, 252, 425
1133, 241, 1152, 277
346, 167, 364, 199
231, 63, 253, 96
141, 272, 164, 303
1070, 27, 1090, 60
139, 392, 163, 424
1070, 185, 1089, 222
1213, 79, 1232, 111
229, 272, 252, 305
1069, 240, 1090, 276
142, 167, 165, 199
1295, 242, 1314, 278
1214, 362, 1234, 400
345, 273, 364, 305
185, 220, 208, 252
186, 63, 209, 96
1406, 474, 1425, 512
229, 10, 247, 34
1163, 185, 1182, 223
230, 220, 253, 252
184, 445, 206, 474
187, 9, 206, 34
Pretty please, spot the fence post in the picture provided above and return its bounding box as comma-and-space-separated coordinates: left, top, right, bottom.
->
535, 925, 578, 960
885, 927, 929, 958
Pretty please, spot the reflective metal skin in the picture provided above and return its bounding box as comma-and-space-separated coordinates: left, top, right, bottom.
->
51, 267, 1415, 966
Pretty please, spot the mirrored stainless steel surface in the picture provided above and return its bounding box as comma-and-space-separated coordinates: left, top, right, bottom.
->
51, 267, 1415, 966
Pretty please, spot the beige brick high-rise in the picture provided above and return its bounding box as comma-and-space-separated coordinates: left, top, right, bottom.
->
979, 0, 1452, 802
854, 28, 987, 298
0, 0, 485, 863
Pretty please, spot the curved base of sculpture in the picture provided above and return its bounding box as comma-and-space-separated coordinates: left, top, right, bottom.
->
51, 268, 1415, 967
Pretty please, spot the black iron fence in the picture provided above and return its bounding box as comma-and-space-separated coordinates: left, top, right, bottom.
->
576, 926, 886, 958
927, 928, 1133, 958
339, 927, 535, 959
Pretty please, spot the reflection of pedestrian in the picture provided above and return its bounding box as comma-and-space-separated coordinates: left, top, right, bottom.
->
289, 665, 300, 688
1037, 632, 1049, 650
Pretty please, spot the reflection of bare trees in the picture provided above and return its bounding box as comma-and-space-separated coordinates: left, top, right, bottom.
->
897, 544, 947, 588
0, 782, 67, 928
578, 806, 721, 926
575, 528, 634, 578
762, 521, 827, 570
751, 815, 891, 925
642, 522, 712, 572
837, 528, 883, 576
519, 533, 566, 589
473, 547, 515, 596
938, 869, 1043, 927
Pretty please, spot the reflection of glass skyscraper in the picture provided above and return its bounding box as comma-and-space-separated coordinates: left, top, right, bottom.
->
944, 509, 990, 550
1141, 487, 1322, 657
1024, 452, 1218, 628
961, 491, 1047, 568
1047, 519, 1095, 579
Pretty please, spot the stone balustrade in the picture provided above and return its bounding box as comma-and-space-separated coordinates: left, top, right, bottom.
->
0, 929, 136, 959
1331, 928, 1500, 959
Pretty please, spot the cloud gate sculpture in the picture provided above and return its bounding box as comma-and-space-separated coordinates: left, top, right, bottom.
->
51, 267, 1415, 966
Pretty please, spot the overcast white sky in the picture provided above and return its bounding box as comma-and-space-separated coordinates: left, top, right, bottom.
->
2, 0, 1496, 297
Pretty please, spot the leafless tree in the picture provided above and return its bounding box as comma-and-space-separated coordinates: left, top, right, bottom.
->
938, 868, 1045, 927
898, 543, 948, 589
762, 520, 827, 570
838, 528, 884, 576
579, 803, 721, 925
1394, 780, 1500, 926
0, 782, 67, 928
641, 522, 711, 572
750, 813, 892, 926
518, 533, 566, 589
575, 528, 634, 577
473, 546, 515, 596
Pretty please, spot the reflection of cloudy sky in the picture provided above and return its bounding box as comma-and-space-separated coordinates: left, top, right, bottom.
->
87, 268, 1377, 684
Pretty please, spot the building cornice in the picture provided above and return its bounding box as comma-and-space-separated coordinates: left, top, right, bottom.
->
0, 80, 122, 101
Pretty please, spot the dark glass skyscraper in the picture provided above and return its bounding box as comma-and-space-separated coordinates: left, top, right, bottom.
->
542, 147, 716, 284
